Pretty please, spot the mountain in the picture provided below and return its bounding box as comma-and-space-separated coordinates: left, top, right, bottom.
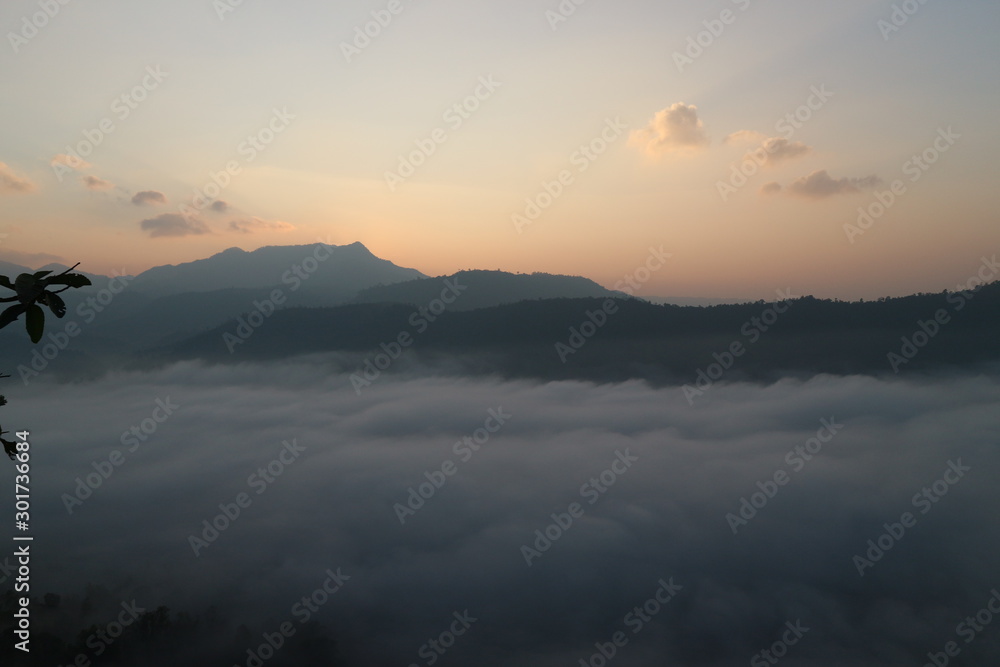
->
151, 282, 1000, 384
128, 242, 425, 299
37, 263, 128, 286
0, 260, 32, 277
351, 270, 620, 311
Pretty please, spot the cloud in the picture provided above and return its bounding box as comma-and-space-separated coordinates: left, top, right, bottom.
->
630, 102, 710, 156
140, 213, 210, 238
760, 181, 782, 195
0, 162, 36, 194
210, 200, 229, 213
745, 137, 812, 166
227, 217, 296, 234
10, 366, 1000, 665
787, 170, 882, 199
723, 130, 767, 145
82, 175, 115, 191
50, 154, 92, 171
132, 190, 168, 206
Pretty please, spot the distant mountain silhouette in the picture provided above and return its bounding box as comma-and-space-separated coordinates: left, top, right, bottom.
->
0, 260, 31, 277
351, 269, 620, 311
128, 242, 425, 298
37, 262, 124, 285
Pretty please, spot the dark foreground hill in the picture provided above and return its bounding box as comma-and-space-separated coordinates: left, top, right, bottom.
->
351, 270, 620, 311
149, 281, 1000, 386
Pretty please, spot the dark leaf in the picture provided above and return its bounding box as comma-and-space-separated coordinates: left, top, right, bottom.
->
46, 274, 92, 288
25, 304, 44, 343
14, 273, 43, 305
0, 275, 13, 290
31, 270, 53, 279
0, 304, 26, 330
41, 291, 67, 318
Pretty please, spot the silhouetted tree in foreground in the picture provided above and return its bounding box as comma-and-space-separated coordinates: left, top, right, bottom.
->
0, 263, 91, 458
0, 588, 341, 666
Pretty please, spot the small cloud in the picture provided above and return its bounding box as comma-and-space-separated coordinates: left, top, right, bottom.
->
228, 217, 296, 234
723, 130, 767, 145
630, 102, 709, 156
0, 162, 36, 194
760, 182, 783, 195
51, 154, 92, 171
745, 138, 812, 167
210, 200, 229, 213
787, 170, 881, 199
132, 190, 167, 206
83, 175, 115, 191
140, 214, 210, 238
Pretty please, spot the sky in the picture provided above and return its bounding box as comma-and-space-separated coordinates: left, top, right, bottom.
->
1, 0, 998, 300
10, 364, 1000, 664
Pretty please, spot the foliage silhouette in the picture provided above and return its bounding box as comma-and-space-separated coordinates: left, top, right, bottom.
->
0, 263, 92, 458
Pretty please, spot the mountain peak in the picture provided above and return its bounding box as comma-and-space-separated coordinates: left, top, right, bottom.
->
129, 242, 425, 299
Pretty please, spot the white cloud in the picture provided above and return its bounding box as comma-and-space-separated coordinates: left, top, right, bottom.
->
630, 102, 710, 156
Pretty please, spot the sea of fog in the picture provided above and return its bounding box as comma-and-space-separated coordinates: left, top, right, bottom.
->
4, 358, 999, 666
